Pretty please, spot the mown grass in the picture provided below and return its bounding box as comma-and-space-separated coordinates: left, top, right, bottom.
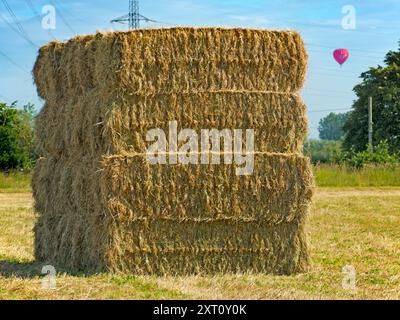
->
0, 190, 399, 299
2, 165, 400, 191
1, 166, 399, 299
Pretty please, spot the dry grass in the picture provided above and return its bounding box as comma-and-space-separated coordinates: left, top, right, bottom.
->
0, 188, 399, 299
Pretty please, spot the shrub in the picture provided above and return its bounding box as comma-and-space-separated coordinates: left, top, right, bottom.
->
336, 140, 400, 168
0, 102, 36, 170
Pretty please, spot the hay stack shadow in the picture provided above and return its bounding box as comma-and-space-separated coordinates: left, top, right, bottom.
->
0, 260, 96, 279
0, 260, 42, 279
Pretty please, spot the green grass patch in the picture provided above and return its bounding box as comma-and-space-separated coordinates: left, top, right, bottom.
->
110, 275, 189, 299
314, 165, 400, 187
0, 171, 32, 193
2, 166, 400, 192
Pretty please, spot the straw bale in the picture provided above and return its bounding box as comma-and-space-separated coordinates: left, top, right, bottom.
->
33, 28, 308, 102
33, 153, 313, 274
35, 91, 308, 157
101, 153, 313, 225
107, 220, 309, 275
32, 27, 313, 275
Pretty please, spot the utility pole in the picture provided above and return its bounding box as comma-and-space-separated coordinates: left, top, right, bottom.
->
111, 0, 156, 30
368, 96, 373, 147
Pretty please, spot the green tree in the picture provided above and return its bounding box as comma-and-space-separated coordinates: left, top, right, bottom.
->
19, 103, 37, 162
0, 101, 36, 170
318, 112, 350, 141
304, 139, 342, 164
343, 41, 400, 152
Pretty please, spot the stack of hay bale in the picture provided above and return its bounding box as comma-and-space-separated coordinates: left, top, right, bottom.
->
33, 28, 314, 275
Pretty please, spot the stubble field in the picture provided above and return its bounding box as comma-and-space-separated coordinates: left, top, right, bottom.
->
1, 182, 399, 300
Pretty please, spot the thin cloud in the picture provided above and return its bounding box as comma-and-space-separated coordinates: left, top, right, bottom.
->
229, 15, 268, 24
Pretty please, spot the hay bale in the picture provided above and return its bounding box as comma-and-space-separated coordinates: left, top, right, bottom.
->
32, 27, 314, 275
33, 153, 313, 274
103, 153, 312, 275
35, 92, 308, 157
33, 28, 308, 102
101, 153, 313, 225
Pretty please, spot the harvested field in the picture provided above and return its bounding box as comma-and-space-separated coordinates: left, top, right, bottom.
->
0, 188, 399, 299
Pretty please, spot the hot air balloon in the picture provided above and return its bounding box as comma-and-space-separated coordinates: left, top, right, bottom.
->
333, 48, 349, 66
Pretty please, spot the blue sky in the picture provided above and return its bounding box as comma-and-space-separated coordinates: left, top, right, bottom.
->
0, 0, 399, 138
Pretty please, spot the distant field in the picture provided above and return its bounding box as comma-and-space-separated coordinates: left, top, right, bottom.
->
0, 189, 399, 299
1, 165, 400, 192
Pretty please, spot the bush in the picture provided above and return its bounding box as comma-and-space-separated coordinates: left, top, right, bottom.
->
0, 102, 36, 170
336, 140, 400, 168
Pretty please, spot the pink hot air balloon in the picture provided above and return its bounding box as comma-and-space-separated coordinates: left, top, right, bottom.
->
333, 48, 349, 66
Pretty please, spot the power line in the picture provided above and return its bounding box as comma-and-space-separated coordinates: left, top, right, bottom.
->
307, 43, 388, 57
0, 15, 38, 48
151, 19, 177, 26
1, 0, 27, 37
0, 5, 38, 48
46, 1, 86, 24
0, 14, 22, 36
313, 66, 360, 75
49, 0, 76, 35
24, 0, 56, 40
308, 108, 352, 113
307, 48, 383, 61
307, 49, 384, 62
0, 49, 29, 74
271, 17, 400, 37
1, 0, 37, 48
303, 93, 352, 99
307, 71, 361, 79
303, 88, 354, 96
306, 68, 361, 79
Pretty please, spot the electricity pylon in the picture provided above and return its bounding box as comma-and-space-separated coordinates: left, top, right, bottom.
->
111, 0, 155, 29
